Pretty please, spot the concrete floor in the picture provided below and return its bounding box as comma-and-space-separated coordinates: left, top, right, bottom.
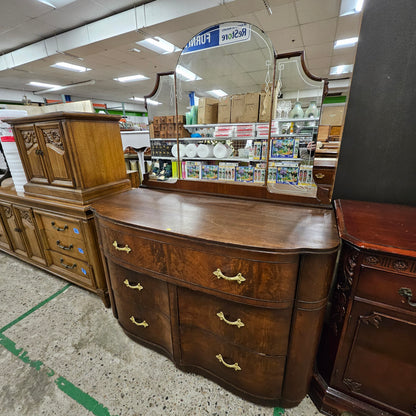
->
0, 251, 323, 416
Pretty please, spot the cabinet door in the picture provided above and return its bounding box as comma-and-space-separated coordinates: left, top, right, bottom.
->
13, 124, 48, 184
0, 203, 27, 257
334, 300, 416, 415
35, 122, 75, 187
14, 205, 46, 265
0, 216, 11, 251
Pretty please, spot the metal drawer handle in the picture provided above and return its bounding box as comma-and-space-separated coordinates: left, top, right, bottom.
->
216, 354, 241, 371
216, 312, 245, 328
130, 316, 148, 327
112, 240, 132, 253
399, 287, 416, 307
51, 221, 68, 232
35, 149, 44, 156
59, 258, 76, 269
315, 173, 325, 179
124, 279, 143, 291
56, 240, 73, 251
213, 268, 246, 284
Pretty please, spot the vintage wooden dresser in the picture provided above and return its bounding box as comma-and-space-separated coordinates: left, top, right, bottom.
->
92, 188, 339, 406
310, 199, 416, 416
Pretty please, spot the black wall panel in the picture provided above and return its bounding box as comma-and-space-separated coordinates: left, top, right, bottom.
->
333, 0, 416, 206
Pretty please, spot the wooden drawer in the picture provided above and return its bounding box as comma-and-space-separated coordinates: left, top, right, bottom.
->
37, 213, 85, 242
313, 167, 335, 185
178, 287, 291, 355
44, 232, 88, 261
116, 300, 172, 355
356, 266, 416, 312
107, 261, 170, 317
169, 245, 298, 302
180, 326, 285, 399
100, 224, 168, 276
49, 251, 93, 286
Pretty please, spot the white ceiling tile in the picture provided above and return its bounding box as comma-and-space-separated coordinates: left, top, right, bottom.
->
267, 26, 303, 52
300, 18, 337, 46
306, 56, 331, 71
295, 0, 340, 24
336, 13, 363, 39
330, 52, 356, 67
225, 0, 264, 16
254, 3, 298, 32
305, 42, 333, 60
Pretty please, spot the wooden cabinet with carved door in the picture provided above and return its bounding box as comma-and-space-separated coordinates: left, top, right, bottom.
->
10, 112, 130, 205
310, 199, 416, 416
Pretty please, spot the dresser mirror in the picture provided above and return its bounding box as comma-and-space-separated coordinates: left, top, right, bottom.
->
143, 21, 330, 206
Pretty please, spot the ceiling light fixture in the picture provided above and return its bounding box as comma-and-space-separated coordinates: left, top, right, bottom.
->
208, 89, 227, 98
340, 0, 364, 16
136, 37, 181, 55
176, 65, 201, 82
129, 48, 141, 54
51, 62, 91, 72
130, 97, 161, 105
31, 80, 96, 94
114, 74, 149, 83
28, 81, 61, 90
330, 64, 354, 75
334, 37, 359, 49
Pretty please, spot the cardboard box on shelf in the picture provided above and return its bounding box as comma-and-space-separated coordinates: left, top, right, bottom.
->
178, 126, 191, 138
167, 123, 176, 137
176, 115, 186, 124
218, 96, 231, 124
198, 98, 218, 124
231, 94, 245, 123
244, 92, 260, 123
166, 115, 175, 124
153, 116, 160, 126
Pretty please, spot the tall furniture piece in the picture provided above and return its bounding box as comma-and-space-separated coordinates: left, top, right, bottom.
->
310, 199, 416, 416
92, 22, 340, 406
0, 112, 130, 306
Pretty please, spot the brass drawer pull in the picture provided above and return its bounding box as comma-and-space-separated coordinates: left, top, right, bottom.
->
213, 268, 246, 284
216, 312, 245, 328
35, 148, 44, 156
51, 221, 68, 232
59, 258, 76, 269
112, 240, 132, 253
130, 316, 148, 327
215, 354, 241, 371
315, 173, 325, 179
399, 287, 416, 307
56, 240, 73, 251
124, 279, 143, 291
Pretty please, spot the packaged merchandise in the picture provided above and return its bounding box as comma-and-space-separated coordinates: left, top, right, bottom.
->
185, 161, 201, 179
235, 165, 254, 182
276, 162, 299, 184
201, 164, 219, 180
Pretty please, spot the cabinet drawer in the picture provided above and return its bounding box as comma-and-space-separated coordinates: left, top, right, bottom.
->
178, 287, 291, 355
180, 327, 285, 399
44, 232, 88, 261
313, 167, 335, 185
37, 213, 85, 242
107, 261, 170, 318
357, 266, 416, 312
49, 251, 92, 286
100, 225, 168, 276
169, 246, 298, 302
117, 301, 172, 355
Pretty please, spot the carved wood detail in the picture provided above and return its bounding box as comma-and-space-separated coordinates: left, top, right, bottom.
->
360, 313, 382, 328
19, 209, 33, 225
411, 404, 416, 416
363, 253, 415, 277
22, 130, 37, 150
343, 378, 362, 392
3, 206, 13, 219
42, 128, 64, 150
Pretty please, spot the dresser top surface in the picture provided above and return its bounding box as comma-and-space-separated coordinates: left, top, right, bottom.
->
335, 199, 416, 258
92, 188, 339, 253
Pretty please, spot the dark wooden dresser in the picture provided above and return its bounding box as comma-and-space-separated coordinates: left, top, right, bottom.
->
311, 199, 416, 416
92, 188, 339, 407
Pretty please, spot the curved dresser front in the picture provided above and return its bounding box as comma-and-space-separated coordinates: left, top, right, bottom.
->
92, 188, 339, 407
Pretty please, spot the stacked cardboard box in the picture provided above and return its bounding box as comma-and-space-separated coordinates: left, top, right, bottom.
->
149, 115, 190, 139
198, 98, 218, 124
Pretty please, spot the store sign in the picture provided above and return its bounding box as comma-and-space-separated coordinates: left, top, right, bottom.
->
183, 23, 251, 54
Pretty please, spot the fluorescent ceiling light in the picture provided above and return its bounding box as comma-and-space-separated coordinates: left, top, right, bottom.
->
51, 62, 91, 72
130, 97, 161, 106
128, 48, 141, 54
136, 37, 181, 55
176, 65, 202, 81
114, 74, 149, 83
330, 64, 354, 75
28, 81, 61, 89
340, 0, 364, 16
334, 37, 359, 49
208, 89, 227, 98
36, 0, 77, 8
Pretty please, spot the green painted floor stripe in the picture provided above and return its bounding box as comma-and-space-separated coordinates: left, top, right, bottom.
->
0, 332, 117, 416
274, 407, 285, 415
0, 283, 71, 333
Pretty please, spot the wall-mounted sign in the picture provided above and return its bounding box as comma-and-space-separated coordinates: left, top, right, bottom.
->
183, 23, 251, 54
